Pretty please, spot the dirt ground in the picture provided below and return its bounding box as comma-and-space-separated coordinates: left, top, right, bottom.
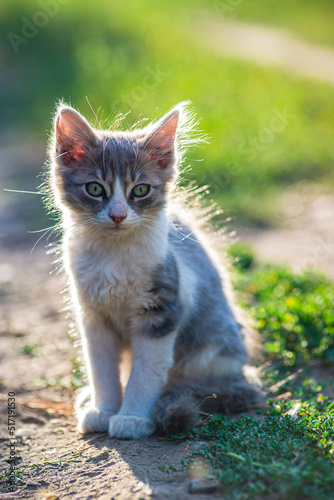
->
238, 185, 334, 280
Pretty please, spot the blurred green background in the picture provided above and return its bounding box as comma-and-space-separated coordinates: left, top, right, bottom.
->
1, 0, 334, 233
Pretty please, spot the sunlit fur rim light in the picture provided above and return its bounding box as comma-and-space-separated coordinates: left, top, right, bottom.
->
40, 100, 261, 363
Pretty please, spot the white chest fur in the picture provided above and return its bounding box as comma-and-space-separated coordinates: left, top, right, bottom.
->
63, 216, 169, 329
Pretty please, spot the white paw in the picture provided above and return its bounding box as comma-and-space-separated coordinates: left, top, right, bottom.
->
108, 415, 156, 439
77, 407, 114, 434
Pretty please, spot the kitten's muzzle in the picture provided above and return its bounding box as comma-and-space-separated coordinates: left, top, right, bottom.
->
109, 214, 127, 227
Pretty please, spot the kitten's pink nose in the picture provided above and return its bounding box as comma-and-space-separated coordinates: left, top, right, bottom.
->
108, 200, 127, 226
110, 214, 127, 225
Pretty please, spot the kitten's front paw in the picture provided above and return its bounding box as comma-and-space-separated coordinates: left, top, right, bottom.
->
108, 415, 156, 439
77, 407, 114, 434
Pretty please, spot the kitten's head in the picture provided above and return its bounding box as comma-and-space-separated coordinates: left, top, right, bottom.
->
50, 103, 186, 236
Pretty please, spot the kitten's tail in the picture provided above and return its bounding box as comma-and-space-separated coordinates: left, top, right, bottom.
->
154, 374, 263, 435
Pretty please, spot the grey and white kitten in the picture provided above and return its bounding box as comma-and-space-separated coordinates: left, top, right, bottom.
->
50, 102, 262, 439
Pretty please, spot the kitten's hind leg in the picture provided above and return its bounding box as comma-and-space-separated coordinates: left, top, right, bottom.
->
77, 315, 122, 434
109, 333, 176, 439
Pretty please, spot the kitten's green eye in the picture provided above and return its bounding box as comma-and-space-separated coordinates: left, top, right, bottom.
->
131, 184, 150, 198
86, 182, 105, 197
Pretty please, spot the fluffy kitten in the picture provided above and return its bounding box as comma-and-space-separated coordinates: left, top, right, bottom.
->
49, 102, 262, 439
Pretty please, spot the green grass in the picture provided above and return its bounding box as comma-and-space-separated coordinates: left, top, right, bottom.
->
233, 260, 334, 366
169, 244, 334, 499
180, 400, 334, 500
1, 1, 334, 225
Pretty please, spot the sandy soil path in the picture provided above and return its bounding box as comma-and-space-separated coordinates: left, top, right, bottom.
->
238, 188, 334, 279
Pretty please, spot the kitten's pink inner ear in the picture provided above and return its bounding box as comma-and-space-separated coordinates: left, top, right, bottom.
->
55, 109, 93, 165
154, 114, 178, 144
146, 112, 179, 169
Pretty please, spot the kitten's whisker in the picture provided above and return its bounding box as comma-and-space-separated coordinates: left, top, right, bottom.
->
133, 153, 148, 173
103, 137, 112, 150
83, 152, 100, 171
4, 188, 45, 195
102, 137, 113, 177
56, 151, 101, 174
56, 152, 69, 159
30, 225, 57, 253
102, 138, 107, 176
78, 220, 98, 230
133, 140, 140, 158
136, 220, 158, 234
175, 226, 199, 243
28, 225, 58, 234
56, 166, 103, 176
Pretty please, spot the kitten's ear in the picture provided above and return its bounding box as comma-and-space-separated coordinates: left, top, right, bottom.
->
144, 108, 179, 170
54, 106, 96, 166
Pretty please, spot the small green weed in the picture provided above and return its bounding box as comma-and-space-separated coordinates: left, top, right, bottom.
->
70, 356, 85, 390
227, 241, 255, 271
19, 343, 38, 356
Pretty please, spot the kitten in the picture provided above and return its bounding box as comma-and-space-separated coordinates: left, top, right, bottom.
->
49, 102, 262, 439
